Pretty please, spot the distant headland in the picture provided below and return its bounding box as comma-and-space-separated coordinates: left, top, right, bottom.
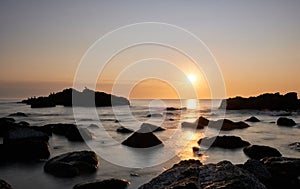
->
20, 88, 130, 108
220, 92, 300, 110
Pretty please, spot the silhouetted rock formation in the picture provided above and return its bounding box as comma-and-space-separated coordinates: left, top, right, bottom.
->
0, 179, 13, 189
140, 123, 165, 132
261, 157, 300, 189
139, 160, 266, 189
243, 145, 282, 160
246, 116, 260, 122
21, 88, 130, 108
73, 178, 129, 189
122, 126, 163, 148
198, 135, 250, 149
220, 92, 299, 110
276, 117, 297, 127
165, 107, 187, 111
182, 116, 250, 131
44, 151, 99, 178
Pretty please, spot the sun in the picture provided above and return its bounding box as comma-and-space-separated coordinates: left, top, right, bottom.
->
187, 74, 197, 83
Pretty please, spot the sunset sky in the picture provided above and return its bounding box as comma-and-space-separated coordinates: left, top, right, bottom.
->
1, 0, 300, 99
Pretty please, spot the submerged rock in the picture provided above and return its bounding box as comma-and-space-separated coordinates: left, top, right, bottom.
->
8, 112, 28, 117
146, 113, 163, 118
181, 116, 209, 129
139, 160, 266, 189
44, 151, 99, 178
276, 117, 297, 127
73, 178, 129, 189
166, 107, 187, 111
261, 157, 300, 189
0, 179, 13, 189
245, 116, 260, 122
243, 145, 282, 160
242, 159, 272, 183
289, 142, 300, 152
116, 126, 134, 134
140, 123, 165, 132
0, 117, 17, 137
198, 135, 250, 149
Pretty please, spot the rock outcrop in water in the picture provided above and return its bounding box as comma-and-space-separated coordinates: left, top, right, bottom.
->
243, 145, 282, 160
220, 92, 300, 110
0, 179, 13, 189
21, 88, 130, 108
198, 135, 251, 149
44, 151, 99, 178
276, 117, 297, 127
73, 178, 130, 189
182, 116, 250, 131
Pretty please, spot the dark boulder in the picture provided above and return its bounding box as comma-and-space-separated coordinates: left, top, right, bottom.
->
65, 127, 93, 142
242, 159, 272, 183
139, 160, 266, 189
0, 179, 13, 189
46, 123, 76, 136
166, 107, 187, 111
8, 112, 28, 117
121, 127, 163, 148
73, 178, 129, 189
0, 117, 16, 137
146, 113, 163, 118
276, 117, 296, 126
44, 151, 99, 178
261, 157, 300, 189
3, 127, 49, 143
243, 145, 282, 160
17, 121, 30, 126
220, 92, 299, 110
246, 116, 260, 122
181, 116, 209, 129
140, 123, 165, 132
198, 135, 250, 149
289, 142, 300, 152
116, 126, 134, 134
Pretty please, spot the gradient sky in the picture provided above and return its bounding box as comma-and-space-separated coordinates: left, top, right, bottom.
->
0, 0, 300, 99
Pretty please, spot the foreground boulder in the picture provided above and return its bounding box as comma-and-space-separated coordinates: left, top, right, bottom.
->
122, 127, 163, 148
276, 117, 297, 126
182, 117, 250, 131
198, 135, 250, 149
261, 157, 300, 189
44, 151, 99, 178
139, 160, 266, 189
242, 159, 272, 183
0, 117, 17, 136
0, 179, 13, 189
245, 116, 260, 122
243, 145, 282, 160
73, 178, 129, 189
220, 92, 299, 110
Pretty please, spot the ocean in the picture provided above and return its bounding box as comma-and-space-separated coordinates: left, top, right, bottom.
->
0, 99, 299, 189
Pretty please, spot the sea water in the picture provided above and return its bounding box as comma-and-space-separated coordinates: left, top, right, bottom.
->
0, 99, 299, 189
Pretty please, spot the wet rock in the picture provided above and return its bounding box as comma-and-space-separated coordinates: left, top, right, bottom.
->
242, 159, 272, 183
116, 126, 134, 134
122, 127, 163, 148
8, 112, 27, 117
73, 178, 129, 189
243, 145, 282, 160
146, 113, 163, 118
220, 92, 299, 110
17, 121, 30, 126
276, 117, 296, 127
44, 151, 99, 178
139, 160, 266, 189
0, 117, 16, 137
245, 116, 260, 122
140, 123, 165, 132
198, 135, 250, 149
88, 124, 99, 129
66, 127, 93, 142
166, 107, 187, 111
181, 116, 209, 129
46, 123, 76, 136
3, 127, 49, 143
289, 142, 300, 152
0, 179, 13, 189
261, 157, 300, 189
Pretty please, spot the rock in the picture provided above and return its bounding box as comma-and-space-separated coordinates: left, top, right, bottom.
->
261, 157, 300, 189
121, 127, 163, 148
0, 117, 16, 137
44, 151, 99, 178
166, 107, 187, 111
276, 117, 297, 126
245, 116, 260, 122
116, 126, 134, 134
31, 125, 53, 136
17, 121, 30, 126
46, 123, 76, 136
289, 142, 300, 152
140, 123, 165, 132
88, 124, 99, 129
192, 146, 200, 152
181, 116, 209, 129
66, 127, 93, 142
21, 88, 130, 108
220, 92, 299, 110
8, 112, 28, 117
3, 127, 49, 143
146, 113, 163, 118
0, 179, 13, 189
243, 145, 282, 160
139, 160, 266, 189
73, 178, 129, 189
242, 159, 272, 183
198, 135, 250, 149
182, 117, 250, 131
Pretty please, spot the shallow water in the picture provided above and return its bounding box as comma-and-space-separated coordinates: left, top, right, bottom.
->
0, 99, 299, 189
